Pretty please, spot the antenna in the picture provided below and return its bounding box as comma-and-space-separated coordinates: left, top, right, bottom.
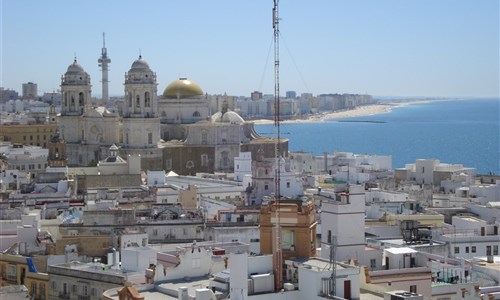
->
272, 0, 283, 292
329, 234, 337, 297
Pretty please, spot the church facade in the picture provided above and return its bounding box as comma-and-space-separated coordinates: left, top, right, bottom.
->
57, 56, 286, 174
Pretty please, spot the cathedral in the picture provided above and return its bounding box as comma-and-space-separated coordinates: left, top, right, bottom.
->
57, 56, 287, 175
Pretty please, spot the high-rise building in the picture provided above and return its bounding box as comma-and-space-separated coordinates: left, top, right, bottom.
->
251, 91, 263, 101
22, 82, 37, 99
285, 90, 296, 99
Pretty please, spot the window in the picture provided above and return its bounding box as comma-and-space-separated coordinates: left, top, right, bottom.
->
410, 285, 417, 293
192, 258, 200, 269
327, 230, 332, 244
264, 184, 269, 190
72, 284, 77, 293
6, 264, 16, 281
494, 245, 499, 255
201, 154, 208, 167
78, 92, 84, 106
286, 182, 290, 188
282, 230, 295, 250
192, 111, 201, 117
51, 281, 57, 290
39, 283, 45, 300
91, 288, 96, 297
465, 246, 469, 253
486, 246, 492, 256
370, 259, 376, 269
153, 229, 158, 236
250, 238, 260, 243
145, 92, 150, 107
136, 95, 140, 108
454, 247, 459, 254
201, 131, 208, 144
83, 286, 88, 296
148, 132, 153, 144
471, 246, 476, 253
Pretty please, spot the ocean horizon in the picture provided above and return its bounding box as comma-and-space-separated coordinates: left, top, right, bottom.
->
255, 98, 499, 175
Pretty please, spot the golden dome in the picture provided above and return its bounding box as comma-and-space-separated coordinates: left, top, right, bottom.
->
162, 78, 204, 99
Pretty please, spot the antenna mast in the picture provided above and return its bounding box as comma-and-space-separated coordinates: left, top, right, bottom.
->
98, 32, 111, 105
272, 0, 283, 292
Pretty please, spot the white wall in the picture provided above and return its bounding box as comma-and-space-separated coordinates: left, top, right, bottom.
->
147, 170, 166, 187
320, 185, 365, 262
121, 247, 157, 272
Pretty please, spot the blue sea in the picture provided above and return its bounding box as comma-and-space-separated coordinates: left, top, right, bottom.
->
255, 98, 499, 174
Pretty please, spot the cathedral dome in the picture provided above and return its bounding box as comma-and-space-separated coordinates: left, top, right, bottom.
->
130, 56, 151, 71
162, 78, 204, 99
66, 59, 85, 74
211, 110, 245, 124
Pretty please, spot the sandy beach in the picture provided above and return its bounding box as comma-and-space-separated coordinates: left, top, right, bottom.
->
252, 103, 394, 125
251, 101, 429, 125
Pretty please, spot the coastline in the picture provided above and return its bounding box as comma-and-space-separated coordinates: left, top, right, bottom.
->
252, 100, 429, 125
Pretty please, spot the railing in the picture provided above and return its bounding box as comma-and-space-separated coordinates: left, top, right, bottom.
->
205, 221, 259, 227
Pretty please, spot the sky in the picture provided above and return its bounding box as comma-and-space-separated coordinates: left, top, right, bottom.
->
1, 0, 498, 98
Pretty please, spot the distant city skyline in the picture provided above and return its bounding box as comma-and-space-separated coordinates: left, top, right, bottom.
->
1, 0, 498, 98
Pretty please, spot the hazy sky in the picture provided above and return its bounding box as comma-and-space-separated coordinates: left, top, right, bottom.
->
1, 0, 498, 98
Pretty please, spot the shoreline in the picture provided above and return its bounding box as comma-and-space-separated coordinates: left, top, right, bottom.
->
252, 100, 430, 125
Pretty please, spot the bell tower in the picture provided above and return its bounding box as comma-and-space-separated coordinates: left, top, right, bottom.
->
123, 55, 158, 118
60, 59, 91, 116
47, 131, 67, 168
122, 56, 160, 149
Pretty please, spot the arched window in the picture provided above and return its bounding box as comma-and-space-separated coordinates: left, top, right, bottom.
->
201, 154, 208, 167
128, 93, 132, 107
78, 92, 84, 106
64, 93, 68, 106
201, 131, 208, 144
136, 95, 140, 108
221, 151, 229, 167
71, 96, 75, 105
192, 111, 201, 117
145, 92, 150, 107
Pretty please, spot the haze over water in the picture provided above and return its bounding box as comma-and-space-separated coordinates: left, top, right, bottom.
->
256, 98, 499, 174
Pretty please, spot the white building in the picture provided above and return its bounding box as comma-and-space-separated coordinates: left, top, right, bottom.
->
319, 185, 366, 262
5, 144, 48, 177
438, 215, 500, 260
396, 159, 476, 186
234, 152, 252, 182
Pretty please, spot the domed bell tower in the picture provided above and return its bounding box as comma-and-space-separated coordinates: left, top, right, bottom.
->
123, 55, 158, 118
122, 56, 160, 148
60, 59, 91, 116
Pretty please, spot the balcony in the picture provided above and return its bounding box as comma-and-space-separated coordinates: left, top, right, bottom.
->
58, 292, 70, 299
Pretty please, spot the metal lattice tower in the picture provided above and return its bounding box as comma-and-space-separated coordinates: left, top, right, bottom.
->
98, 32, 111, 105
272, 0, 283, 291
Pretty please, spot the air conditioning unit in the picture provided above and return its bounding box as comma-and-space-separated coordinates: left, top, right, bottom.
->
384, 290, 423, 300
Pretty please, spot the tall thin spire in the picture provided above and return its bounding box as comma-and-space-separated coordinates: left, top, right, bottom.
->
98, 32, 111, 104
